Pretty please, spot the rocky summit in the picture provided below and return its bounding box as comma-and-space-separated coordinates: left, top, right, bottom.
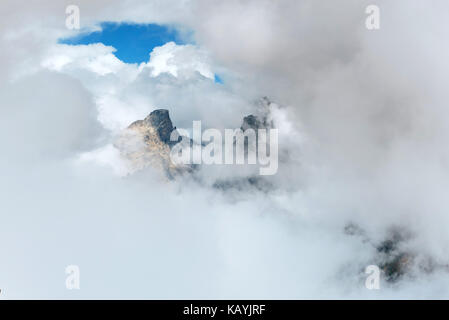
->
142, 109, 179, 146
114, 109, 189, 178
241, 114, 272, 132
115, 98, 277, 179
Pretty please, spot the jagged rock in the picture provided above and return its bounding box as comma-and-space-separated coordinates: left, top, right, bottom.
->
375, 229, 413, 282
241, 115, 272, 133
116, 97, 277, 181
241, 115, 264, 131
115, 109, 190, 178
212, 176, 273, 193
210, 97, 277, 192
343, 223, 449, 283
139, 109, 179, 146
344, 224, 414, 282
236, 103, 275, 161
240, 97, 274, 133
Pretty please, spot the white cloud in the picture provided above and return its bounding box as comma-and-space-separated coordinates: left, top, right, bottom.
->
141, 41, 214, 79
43, 43, 127, 76
1, 0, 449, 299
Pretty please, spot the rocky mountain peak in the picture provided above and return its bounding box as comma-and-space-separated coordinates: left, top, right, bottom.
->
241, 97, 275, 132
117, 98, 277, 179
241, 114, 271, 132
143, 109, 175, 145
116, 109, 189, 178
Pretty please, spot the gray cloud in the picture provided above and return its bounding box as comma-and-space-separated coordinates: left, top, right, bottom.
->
1, 0, 449, 299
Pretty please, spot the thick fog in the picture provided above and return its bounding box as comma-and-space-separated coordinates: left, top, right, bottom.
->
1, 0, 449, 298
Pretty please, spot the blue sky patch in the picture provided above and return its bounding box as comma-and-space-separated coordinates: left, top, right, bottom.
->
214, 74, 224, 84
59, 22, 189, 64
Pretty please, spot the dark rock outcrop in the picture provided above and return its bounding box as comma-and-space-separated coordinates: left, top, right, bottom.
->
115, 109, 190, 178
241, 114, 272, 132
128, 109, 180, 146
344, 223, 449, 283
116, 97, 278, 181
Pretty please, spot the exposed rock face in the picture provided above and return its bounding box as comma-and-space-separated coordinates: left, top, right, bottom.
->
139, 109, 179, 146
210, 99, 277, 192
212, 176, 273, 193
344, 223, 449, 283
240, 97, 274, 133
241, 115, 266, 131
344, 224, 414, 282
375, 230, 414, 282
115, 109, 189, 178
116, 97, 277, 181
237, 99, 275, 163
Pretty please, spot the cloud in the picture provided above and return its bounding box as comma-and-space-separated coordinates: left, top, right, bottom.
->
43, 43, 127, 76
41, 40, 254, 133
1, 0, 449, 299
188, 0, 449, 256
0, 71, 103, 160
142, 41, 214, 79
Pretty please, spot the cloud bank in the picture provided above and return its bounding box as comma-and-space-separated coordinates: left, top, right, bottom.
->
1, 0, 449, 299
